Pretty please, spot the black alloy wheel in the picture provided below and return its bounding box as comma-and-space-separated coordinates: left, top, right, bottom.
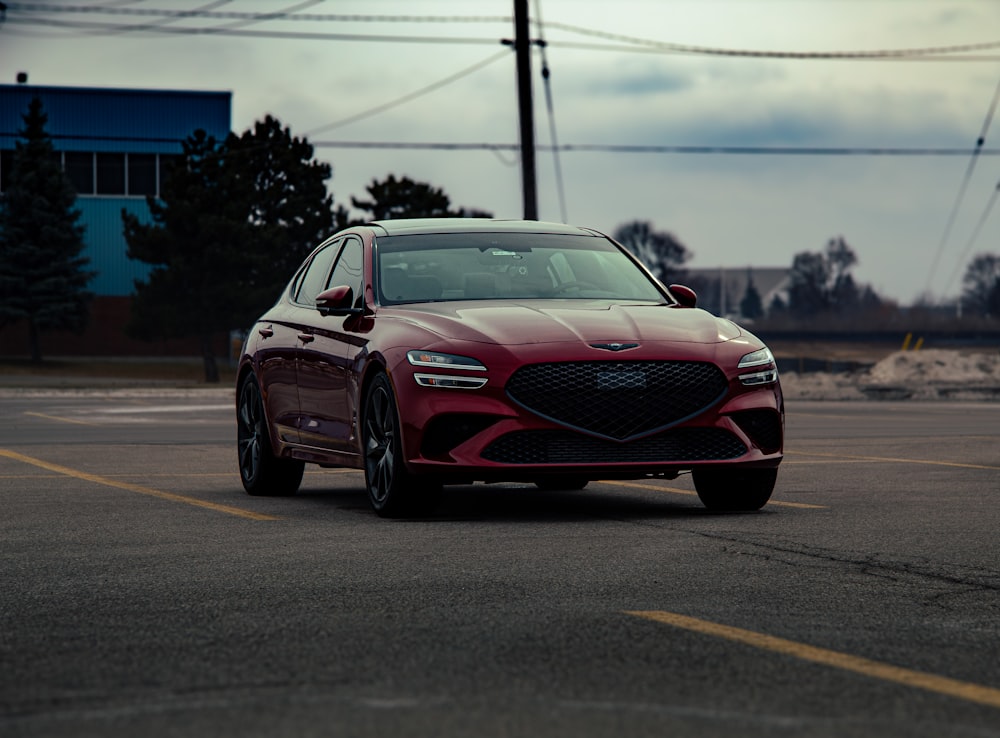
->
237, 374, 304, 496
363, 372, 441, 517
692, 467, 777, 511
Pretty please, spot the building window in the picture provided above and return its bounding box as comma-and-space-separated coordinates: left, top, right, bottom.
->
0, 149, 12, 193
127, 153, 157, 196
159, 154, 183, 194
64, 152, 95, 194
96, 152, 126, 195
21, 151, 183, 198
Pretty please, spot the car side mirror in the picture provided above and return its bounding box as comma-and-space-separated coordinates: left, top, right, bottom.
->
668, 284, 698, 308
316, 285, 363, 316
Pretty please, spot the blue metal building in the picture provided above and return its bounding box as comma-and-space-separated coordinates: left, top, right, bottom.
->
1, 83, 232, 296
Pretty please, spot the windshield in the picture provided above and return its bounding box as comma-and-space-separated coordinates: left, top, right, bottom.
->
375, 232, 666, 305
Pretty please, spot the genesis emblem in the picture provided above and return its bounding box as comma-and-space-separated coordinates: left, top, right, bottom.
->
589, 342, 639, 352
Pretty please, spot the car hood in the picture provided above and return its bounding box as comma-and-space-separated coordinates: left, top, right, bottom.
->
384, 301, 741, 345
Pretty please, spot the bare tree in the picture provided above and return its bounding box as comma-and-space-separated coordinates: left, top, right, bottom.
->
961, 253, 1000, 317
612, 220, 690, 284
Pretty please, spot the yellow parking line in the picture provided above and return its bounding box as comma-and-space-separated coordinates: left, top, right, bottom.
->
0, 449, 279, 521
626, 610, 1000, 710
787, 450, 1000, 471
783, 460, 869, 465
0, 469, 363, 481
24, 411, 97, 426
608, 479, 827, 509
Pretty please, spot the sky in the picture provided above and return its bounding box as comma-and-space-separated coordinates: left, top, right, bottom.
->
3, 0, 1000, 305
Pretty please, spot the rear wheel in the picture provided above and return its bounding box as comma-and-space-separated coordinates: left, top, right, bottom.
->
692, 467, 777, 511
363, 373, 441, 517
237, 374, 304, 496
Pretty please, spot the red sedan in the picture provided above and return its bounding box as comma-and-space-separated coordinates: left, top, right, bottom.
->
236, 219, 783, 516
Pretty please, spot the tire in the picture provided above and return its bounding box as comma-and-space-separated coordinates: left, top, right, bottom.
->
692, 467, 777, 511
534, 476, 589, 491
362, 373, 441, 518
237, 374, 304, 497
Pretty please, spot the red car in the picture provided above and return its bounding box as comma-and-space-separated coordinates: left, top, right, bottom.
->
236, 219, 783, 516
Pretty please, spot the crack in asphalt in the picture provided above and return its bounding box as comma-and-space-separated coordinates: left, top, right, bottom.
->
689, 529, 1000, 595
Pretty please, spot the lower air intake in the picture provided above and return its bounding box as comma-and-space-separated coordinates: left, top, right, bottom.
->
481, 428, 746, 465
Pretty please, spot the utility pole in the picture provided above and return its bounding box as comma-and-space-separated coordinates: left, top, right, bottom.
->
513, 0, 538, 220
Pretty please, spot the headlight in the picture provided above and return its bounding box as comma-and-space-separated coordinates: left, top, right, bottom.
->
738, 347, 777, 386
738, 347, 774, 368
407, 350, 488, 389
406, 350, 487, 371
413, 374, 488, 389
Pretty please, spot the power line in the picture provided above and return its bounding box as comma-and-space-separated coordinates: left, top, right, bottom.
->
306, 142, 1000, 156
12, 132, 1000, 156
1, 16, 503, 44
534, 1, 568, 224
921, 71, 1000, 298
544, 42, 1000, 63
82, 0, 236, 37
303, 49, 511, 137
3, 3, 513, 24
942, 180, 1000, 298
4, 4, 1000, 61
543, 20, 1000, 60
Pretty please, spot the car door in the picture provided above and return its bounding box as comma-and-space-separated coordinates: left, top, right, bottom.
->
283, 238, 343, 447
254, 307, 304, 448
296, 236, 365, 454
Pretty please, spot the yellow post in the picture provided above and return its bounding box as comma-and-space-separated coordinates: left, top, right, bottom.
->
902, 333, 912, 351
914, 337, 924, 351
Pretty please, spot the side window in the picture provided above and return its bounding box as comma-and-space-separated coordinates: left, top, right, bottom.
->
295, 240, 342, 307
326, 237, 364, 306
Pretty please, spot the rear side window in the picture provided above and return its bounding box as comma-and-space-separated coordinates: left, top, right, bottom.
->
295, 240, 341, 307
326, 237, 364, 307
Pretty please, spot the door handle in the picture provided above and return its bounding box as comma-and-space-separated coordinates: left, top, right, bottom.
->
258, 326, 274, 338
298, 333, 315, 343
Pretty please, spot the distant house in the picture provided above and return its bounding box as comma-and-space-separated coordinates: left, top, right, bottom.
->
680, 267, 789, 319
0, 82, 231, 356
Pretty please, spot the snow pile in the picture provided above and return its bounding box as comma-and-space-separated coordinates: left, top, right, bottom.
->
864, 349, 1000, 385
781, 349, 1000, 401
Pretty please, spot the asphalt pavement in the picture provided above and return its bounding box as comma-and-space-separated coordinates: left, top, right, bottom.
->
2, 387, 999, 737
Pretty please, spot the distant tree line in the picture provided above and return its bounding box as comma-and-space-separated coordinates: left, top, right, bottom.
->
2, 96, 999, 375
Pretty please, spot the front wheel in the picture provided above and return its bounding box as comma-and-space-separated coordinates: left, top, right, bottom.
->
362, 373, 441, 517
692, 467, 777, 511
237, 374, 304, 496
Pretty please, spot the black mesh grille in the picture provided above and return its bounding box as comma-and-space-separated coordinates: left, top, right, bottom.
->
421, 414, 500, 458
481, 428, 746, 465
731, 409, 783, 453
506, 361, 728, 440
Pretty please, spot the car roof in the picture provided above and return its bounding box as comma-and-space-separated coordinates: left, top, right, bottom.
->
367, 218, 604, 237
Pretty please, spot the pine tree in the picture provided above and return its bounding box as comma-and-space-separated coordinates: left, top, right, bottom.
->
123, 130, 248, 383
226, 115, 335, 284
350, 174, 492, 221
0, 97, 94, 362
123, 119, 337, 382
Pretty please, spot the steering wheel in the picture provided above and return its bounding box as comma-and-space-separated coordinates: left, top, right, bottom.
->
552, 281, 600, 294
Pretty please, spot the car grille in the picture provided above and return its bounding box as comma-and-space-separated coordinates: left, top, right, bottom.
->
481, 428, 747, 465
506, 361, 728, 441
